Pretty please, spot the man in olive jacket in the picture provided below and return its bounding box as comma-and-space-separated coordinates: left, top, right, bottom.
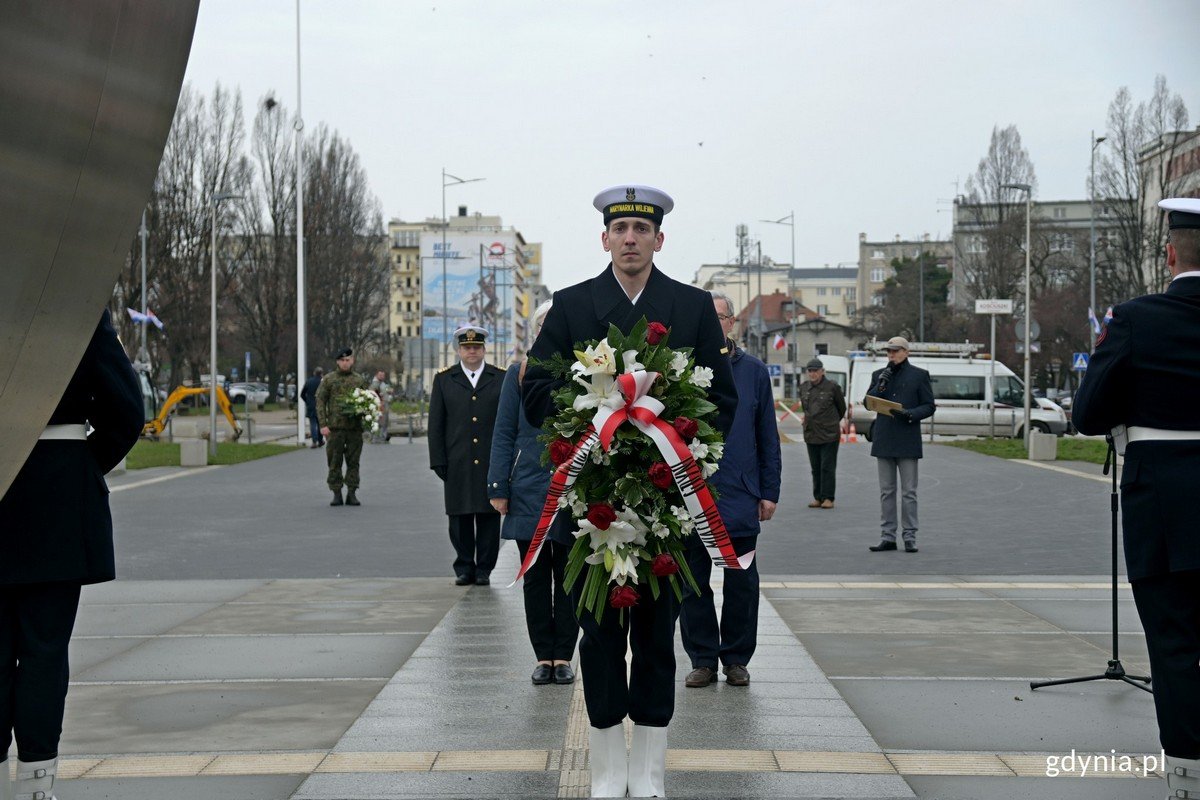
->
864, 337, 934, 553
798, 357, 847, 509
316, 348, 369, 506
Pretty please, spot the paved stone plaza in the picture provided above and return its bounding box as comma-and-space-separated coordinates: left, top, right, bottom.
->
39, 433, 1167, 798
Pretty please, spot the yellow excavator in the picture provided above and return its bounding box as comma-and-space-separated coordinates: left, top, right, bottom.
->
142, 385, 242, 440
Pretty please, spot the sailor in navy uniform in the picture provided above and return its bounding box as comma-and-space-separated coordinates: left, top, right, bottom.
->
1073, 197, 1200, 797
523, 185, 736, 798
0, 309, 144, 800
428, 326, 506, 586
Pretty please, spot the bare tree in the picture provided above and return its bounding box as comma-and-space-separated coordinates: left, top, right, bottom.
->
867, 252, 964, 342
225, 95, 298, 393
958, 125, 1038, 305
1095, 75, 1190, 301
302, 124, 389, 361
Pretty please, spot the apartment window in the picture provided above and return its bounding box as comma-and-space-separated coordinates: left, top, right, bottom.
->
872, 294, 885, 307
1053, 207, 1066, 219
817, 287, 827, 297
816, 304, 829, 316
396, 302, 403, 312
870, 268, 886, 283
966, 234, 986, 254
846, 288, 856, 301
832, 287, 841, 296
1049, 233, 1075, 253
846, 303, 857, 317
872, 249, 885, 259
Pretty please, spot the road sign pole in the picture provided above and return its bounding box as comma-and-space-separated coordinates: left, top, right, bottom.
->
990, 313, 996, 439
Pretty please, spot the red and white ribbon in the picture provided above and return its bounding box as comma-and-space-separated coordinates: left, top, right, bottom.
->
511, 369, 751, 587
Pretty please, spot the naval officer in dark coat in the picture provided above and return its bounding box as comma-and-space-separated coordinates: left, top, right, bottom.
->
523, 185, 736, 799
0, 308, 144, 800
428, 325, 506, 586
864, 336, 935, 553
1072, 197, 1200, 796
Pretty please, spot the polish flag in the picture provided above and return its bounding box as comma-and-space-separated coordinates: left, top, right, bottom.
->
773, 333, 786, 350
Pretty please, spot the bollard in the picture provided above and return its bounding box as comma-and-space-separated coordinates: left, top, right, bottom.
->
180, 439, 208, 467
1028, 430, 1058, 461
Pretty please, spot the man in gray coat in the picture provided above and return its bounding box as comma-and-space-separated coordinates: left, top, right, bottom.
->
864, 337, 935, 553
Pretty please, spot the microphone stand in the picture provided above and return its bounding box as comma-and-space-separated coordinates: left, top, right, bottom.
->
1030, 435, 1151, 694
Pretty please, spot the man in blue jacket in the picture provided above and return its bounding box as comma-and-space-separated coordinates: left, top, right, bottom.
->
680, 291, 781, 689
864, 336, 935, 553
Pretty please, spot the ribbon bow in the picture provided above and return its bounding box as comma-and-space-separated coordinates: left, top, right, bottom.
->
593, 370, 663, 451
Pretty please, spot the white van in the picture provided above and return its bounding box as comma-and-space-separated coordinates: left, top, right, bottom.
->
846, 342, 1068, 441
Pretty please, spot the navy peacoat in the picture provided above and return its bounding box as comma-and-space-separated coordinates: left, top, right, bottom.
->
865, 360, 935, 459
487, 362, 551, 541
0, 309, 144, 585
428, 361, 506, 515
708, 346, 782, 537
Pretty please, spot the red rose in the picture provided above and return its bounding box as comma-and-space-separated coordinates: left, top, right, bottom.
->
672, 416, 699, 441
586, 503, 617, 530
651, 553, 679, 577
549, 438, 574, 466
646, 321, 668, 345
648, 462, 673, 490
609, 584, 640, 608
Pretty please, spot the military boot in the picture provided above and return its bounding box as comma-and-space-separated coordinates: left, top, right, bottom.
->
1167, 755, 1200, 799
14, 757, 57, 800
345, 489, 360, 506
330, 489, 344, 507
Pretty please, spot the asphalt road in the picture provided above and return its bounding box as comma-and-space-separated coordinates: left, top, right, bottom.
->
108, 438, 1122, 580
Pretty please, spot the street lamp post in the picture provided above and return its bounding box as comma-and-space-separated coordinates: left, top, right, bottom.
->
1002, 182, 1033, 449
210, 191, 243, 457
139, 208, 149, 363
441, 169, 485, 368
293, 0, 307, 447
761, 212, 795, 398
1089, 131, 1107, 353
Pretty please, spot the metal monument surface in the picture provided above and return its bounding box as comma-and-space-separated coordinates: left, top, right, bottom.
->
0, 1, 200, 495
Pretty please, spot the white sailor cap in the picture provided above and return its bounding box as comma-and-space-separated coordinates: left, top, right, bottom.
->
593, 185, 674, 225
1159, 198, 1200, 230
453, 325, 489, 345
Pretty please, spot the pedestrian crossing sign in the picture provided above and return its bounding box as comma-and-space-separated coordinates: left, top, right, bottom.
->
1072, 352, 1089, 371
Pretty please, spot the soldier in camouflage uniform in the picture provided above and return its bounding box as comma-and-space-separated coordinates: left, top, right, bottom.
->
316, 348, 370, 506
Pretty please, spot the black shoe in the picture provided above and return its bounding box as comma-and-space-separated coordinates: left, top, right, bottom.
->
724, 664, 750, 686
330, 490, 343, 507
869, 540, 897, 552
474, 574, 490, 586
552, 664, 575, 684
531, 664, 554, 685
904, 541, 919, 553
454, 575, 474, 586
345, 490, 360, 506
685, 666, 718, 687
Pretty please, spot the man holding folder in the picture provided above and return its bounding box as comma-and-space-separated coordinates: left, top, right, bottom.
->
864, 337, 934, 553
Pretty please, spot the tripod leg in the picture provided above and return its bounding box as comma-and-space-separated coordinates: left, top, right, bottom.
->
1030, 674, 1109, 691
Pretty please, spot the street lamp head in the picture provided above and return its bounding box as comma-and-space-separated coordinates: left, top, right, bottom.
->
212, 191, 243, 204
1094, 134, 1107, 146
1000, 183, 1031, 193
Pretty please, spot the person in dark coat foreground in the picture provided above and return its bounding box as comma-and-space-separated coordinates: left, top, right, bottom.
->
0, 309, 143, 800
523, 185, 736, 798
864, 336, 935, 553
429, 326, 505, 585
488, 300, 579, 686
1072, 198, 1200, 798
680, 291, 781, 690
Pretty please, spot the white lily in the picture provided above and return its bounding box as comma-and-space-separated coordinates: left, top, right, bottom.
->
615, 506, 650, 547
689, 366, 714, 388
610, 552, 641, 585
622, 349, 645, 374
708, 442, 724, 461
580, 517, 640, 553
668, 350, 689, 379
572, 372, 621, 412
688, 441, 709, 460
701, 460, 719, 478
671, 505, 696, 534
572, 338, 617, 376
650, 520, 671, 539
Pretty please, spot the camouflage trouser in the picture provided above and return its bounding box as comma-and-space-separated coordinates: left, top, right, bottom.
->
326, 428, 364, 490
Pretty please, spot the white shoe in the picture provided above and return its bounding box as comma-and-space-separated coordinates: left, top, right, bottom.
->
1167, 755, 1200, 799
588, 725, 628, 798
1, 758, 13, 800
628, 724, 667, 797
14, 757, 56, 800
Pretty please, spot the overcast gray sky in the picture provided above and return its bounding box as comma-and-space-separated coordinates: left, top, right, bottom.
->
182, 0, 1199, 291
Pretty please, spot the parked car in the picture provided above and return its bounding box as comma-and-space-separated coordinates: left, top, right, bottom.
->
228, 382, 271, 405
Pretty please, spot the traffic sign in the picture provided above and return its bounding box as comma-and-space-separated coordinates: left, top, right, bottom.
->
1071, 352, 1089, 371
1014, 318, 1041, 342
975, 299, 1013, 314
767, 364, 782, 378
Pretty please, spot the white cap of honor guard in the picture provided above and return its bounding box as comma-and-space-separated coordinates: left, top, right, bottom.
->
593, 185, 674, 225
1159, 197, 1200, 230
